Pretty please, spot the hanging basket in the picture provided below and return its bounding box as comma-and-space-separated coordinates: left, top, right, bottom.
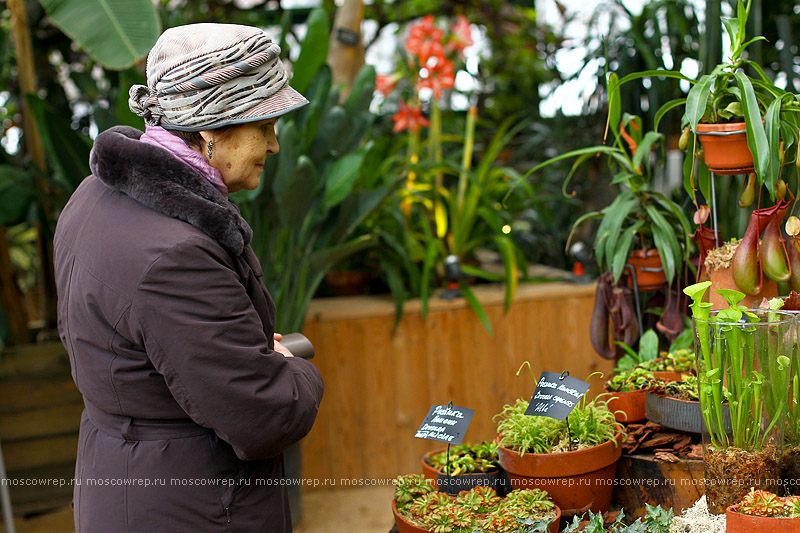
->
696, 123, 754, 175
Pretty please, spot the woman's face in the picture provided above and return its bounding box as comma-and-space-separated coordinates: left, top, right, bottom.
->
202, 119, 279, 193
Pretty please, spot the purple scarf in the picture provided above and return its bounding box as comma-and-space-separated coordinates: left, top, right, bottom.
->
139, 125, 228, 195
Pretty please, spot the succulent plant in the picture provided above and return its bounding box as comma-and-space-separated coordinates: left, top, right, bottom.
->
785, 496, 800, 518
454, 486, 501, 514
737, 488, 786, 517
394, 474, 433, 511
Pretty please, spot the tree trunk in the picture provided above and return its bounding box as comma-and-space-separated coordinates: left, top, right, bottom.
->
327, 0, 365, 101
8, 0, 58, 334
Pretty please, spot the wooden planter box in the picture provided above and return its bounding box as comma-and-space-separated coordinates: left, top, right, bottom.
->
301, 282, 614, 485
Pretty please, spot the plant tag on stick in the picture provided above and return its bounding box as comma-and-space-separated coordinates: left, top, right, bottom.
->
414, 404, 474, 445
525, 371, 590, 420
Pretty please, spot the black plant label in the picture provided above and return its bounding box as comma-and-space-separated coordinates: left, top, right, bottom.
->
525, 372, 590, 420
414, 405, 475, 445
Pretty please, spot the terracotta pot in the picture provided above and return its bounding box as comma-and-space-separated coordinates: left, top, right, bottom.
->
604, 388, 647, 423
497, 429, 624, 514
392, 500, 429, 533
391, 499, 561, 533
708, 265, 778, 309
696, 122, 754, 175
421, 448, 445, 481
625, 249, 666, 290
726, 504, 800, 532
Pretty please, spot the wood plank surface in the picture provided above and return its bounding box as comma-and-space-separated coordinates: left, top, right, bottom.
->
301, 282, 614, 486
613, 453, 705, 518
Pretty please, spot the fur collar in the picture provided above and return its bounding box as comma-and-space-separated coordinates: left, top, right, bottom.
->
89, 126, 252, 255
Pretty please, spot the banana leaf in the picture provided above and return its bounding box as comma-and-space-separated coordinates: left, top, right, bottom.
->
39, 0, 160, 70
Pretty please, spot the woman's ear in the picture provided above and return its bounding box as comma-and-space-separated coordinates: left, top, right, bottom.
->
198, 130, 213, 145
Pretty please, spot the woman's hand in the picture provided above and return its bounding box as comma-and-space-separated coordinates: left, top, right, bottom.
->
273, 333, 294, 357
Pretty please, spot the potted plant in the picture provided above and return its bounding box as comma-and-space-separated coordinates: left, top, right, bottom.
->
494, 390, 623, 514
644, 375, 727, 434
603, 367, 656, 424
637, 348, 696, 381
527, 115, 692, 290
392, 474, 560, 533
726, 489, 800, 532
424, 441, 509, 495
684, 281, 794, 514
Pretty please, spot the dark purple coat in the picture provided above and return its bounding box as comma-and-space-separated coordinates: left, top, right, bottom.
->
54, 126, 323, 532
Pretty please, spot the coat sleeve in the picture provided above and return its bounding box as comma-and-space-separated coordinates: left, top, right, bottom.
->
129, 236, 323, 461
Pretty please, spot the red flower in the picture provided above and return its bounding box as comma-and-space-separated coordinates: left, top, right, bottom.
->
376, 73, 401, 96
447, 15, 473, 57
392, 101, 430, 133
417, 57, 455, 99
405, 15, 445, 65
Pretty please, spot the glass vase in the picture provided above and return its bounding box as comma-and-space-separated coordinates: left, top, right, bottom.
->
693, 308, 795, 514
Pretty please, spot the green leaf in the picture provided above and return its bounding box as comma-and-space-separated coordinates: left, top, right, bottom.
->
278, 156, 317, 227
459, 283, 493, 335
607, 72, 621, 142
764, 97, 781, 198
271, 121, 300, 197
420, 240, 437, 319
0, 166, 34, 226
686, 74, 714, 133
639, 329, 659, 362
38, 0, 160, 70
26, 94, 91, 191
654, 98, 686, 133
632, 131, 663, 172
290, 8, 330, 94
735, 72, 769, 189
611, 221, 643, 282
493, 235, 518, 313
600, 194, 637, 271
321, 148, 366, 210
345, 65, 376, 115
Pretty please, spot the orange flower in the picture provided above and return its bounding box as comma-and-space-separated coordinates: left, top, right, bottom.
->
417, 57, 455, 99
392, 101, 430, 133
376, 73, 402, 96
405, 14, 445, 65
447, 15, 473, 57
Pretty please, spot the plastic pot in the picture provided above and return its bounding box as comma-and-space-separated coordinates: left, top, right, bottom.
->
497, 429, 624, 514
696, 122, 754, 175
605, 388, 647, 424
626, 249, 666, 290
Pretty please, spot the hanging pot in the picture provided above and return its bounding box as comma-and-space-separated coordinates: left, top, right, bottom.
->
626, 249, 666, 291
696, 122, 754, 175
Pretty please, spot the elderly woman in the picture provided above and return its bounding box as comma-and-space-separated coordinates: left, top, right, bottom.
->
53, 24, 323, 532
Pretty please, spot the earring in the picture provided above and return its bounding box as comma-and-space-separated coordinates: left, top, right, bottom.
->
207, 140, 214, 159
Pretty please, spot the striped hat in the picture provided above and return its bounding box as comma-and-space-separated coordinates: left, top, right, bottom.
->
129, 23, 308, 132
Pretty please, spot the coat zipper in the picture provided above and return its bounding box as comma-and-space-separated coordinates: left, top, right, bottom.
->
225, 506, 231, 523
